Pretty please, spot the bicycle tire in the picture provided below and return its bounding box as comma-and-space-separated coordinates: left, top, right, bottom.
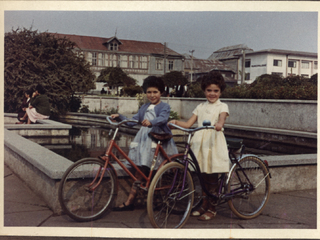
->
147, 162, 194, 228
170, 154, 202, 210
227, 155, 271, 219
58, 158, 118, 222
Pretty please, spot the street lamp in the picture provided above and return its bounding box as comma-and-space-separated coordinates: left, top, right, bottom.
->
189, 50, 194, 82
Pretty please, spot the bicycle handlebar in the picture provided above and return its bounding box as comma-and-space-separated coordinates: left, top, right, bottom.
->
168, 122, 224, 133
106, 116, 139, 126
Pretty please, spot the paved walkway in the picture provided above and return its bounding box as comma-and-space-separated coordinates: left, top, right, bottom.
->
2, 164, 318, 239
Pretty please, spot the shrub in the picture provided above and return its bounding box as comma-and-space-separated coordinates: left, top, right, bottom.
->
169, 110, 180, 121
123, 85, 143, 97
221, 74, 317, 100
186, 82, 205, 98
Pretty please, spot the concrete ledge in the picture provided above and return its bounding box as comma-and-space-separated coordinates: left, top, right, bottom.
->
4, 113, 317, 215
4, 113, 72, 137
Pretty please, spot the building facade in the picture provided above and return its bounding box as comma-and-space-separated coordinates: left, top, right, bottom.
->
209, 45, 318, 84
53, 33, 184, 88
239, 49, 318, 83
183, 55, 237, 87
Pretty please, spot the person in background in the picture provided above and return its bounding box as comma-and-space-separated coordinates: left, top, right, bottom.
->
21, 84, 51, 124
16, 89, 33, 124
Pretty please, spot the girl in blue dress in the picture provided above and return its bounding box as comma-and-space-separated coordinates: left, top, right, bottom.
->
111, 76, 178, 211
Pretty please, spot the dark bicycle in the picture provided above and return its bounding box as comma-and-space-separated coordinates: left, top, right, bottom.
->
147, 120, 271, 228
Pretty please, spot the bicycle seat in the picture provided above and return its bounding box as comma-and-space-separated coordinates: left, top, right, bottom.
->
149, 132, 173, 142
226, 138, 243, 150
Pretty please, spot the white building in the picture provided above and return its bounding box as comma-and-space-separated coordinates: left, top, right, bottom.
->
237, 49, 318, 84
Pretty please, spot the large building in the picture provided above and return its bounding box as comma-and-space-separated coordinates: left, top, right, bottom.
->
209, 45, 318, 84
52, 33, 184, 87
183, 54, 237, 86
239, 49, 318, 83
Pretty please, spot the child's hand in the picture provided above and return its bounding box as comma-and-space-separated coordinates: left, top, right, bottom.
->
111, 114, 119, 119
168, 120, 177, 129
141, 119, 152, 127
214, 122, 223, 131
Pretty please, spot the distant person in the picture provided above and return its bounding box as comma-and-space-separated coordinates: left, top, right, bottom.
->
100, 88, 107, 94
16, 89, 33, 124
111, 76, 178, 211
21, 84, 51, 124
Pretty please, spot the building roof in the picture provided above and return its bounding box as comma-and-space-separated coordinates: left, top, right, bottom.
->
51, 33, 182, 56
184, 58, 235, 73
235, 49, 318, 58
208, 44, 253, 60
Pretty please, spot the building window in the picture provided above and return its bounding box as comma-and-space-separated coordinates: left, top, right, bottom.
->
245, 73, 250, 80
140, 56, 148, 69
272, 72, 283, 77
273, 59, 282, 67
245, 60, 251, 68
301, 74, 309, 78
111, 54, 117, 67
120, 55, 128, 68
104, 54, 109, 67
168, 61, 174, 70
314, 61, 318, 69
302, 61, 309, 69
129, 55, 138, 68
98, 53, 103, 66
156, 59, 163, 70
288, 60, 296, 68
91, 52, 97, 66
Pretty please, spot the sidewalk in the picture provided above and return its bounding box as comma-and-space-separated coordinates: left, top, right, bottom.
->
3, 163, 317, 236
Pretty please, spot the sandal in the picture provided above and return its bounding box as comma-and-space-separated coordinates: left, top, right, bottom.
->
197, 209, 217, 221
191, 207, 207, 217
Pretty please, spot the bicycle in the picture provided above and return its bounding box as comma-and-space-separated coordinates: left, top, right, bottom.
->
147, 120, 271, 228
58, 116, 179, 222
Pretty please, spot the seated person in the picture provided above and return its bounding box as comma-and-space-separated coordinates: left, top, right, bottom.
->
16, 89, 33, 124
22, 84, 51, 124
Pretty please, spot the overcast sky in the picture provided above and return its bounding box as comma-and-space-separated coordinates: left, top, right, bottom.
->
4, 11, 318, 59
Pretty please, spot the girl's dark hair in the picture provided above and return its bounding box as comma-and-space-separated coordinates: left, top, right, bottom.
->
201, 71, 226, 92
142, 76, 165, 93
26, 89, 33, 96
35, 84, 46, 94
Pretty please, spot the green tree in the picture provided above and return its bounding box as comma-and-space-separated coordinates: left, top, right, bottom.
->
4, 28, 95, 115
97, 67, 136, 94
162, 71, 188, 88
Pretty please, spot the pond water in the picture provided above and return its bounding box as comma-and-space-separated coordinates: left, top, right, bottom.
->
29, 125, 316, 162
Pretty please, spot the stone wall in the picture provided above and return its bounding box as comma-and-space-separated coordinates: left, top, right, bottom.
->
79, 96, 317, 133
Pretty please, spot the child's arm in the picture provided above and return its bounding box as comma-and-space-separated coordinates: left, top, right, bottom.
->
214, 112, 228, 131
149, 103, 170, 127
169, 114, 197, 129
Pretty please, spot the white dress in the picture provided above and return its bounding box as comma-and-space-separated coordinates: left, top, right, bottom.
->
190, 99, 230, 174
128, 104, 178, 169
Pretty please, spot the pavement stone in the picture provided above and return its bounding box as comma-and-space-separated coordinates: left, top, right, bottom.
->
2, 164, 318, 239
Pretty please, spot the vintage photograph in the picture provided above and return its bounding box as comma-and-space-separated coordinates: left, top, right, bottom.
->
2, 1, 318, 239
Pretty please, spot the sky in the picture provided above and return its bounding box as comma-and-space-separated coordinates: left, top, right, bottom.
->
4, 10, 318, 59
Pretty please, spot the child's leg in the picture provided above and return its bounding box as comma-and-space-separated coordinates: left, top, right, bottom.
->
197, 173, 219, 221
113, 166, 148, 211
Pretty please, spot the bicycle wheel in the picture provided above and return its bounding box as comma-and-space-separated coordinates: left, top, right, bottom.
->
170, 154, 202, 209
58, 158, 118, 222
227, 155, 271, 219
147, 162, 194, 228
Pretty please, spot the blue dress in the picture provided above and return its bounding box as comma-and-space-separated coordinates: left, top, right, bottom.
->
128, 104, 178, 169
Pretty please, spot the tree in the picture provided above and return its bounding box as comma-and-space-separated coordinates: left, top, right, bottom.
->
162, 71, 188, 88
96, 67, 136, 94
4, 28, 95, 115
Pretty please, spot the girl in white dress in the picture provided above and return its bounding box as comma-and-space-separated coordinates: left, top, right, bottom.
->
169, 72, 229, 221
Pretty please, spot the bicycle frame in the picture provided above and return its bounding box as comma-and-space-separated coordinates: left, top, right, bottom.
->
167, 122, 270, 205
89, 117, 172, 192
